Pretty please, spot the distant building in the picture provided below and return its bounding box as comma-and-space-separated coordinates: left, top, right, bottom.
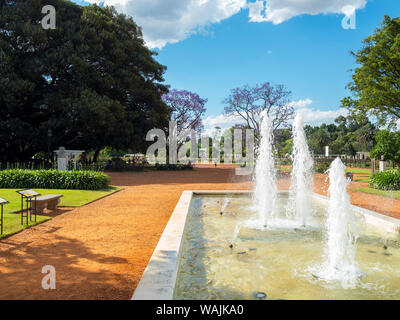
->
355, 152, 370, 160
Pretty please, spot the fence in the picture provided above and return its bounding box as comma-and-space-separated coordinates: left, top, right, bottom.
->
0, 160, 56, 171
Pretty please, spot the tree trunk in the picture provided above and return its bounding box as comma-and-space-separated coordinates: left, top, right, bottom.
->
92, 149, 101, 163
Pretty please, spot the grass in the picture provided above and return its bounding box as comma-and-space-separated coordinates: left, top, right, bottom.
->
345, 168, 372, 183
345, 168, 372, 175
0, 186, 122, 239
278, 165, 292, 172
354, 177, 371, 183
353, 187, 400, 200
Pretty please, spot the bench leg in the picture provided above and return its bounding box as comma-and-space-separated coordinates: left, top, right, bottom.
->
32, 203, 46, 215
47, 199, 61, 210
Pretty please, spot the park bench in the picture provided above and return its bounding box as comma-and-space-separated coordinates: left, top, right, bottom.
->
29, 194, 64, 214
16, 190, 64, 224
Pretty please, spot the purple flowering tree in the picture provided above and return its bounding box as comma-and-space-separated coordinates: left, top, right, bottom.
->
223, 82, 294, 137
163, 89, 207, 145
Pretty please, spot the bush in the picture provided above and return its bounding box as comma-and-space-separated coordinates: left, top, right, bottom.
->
314, 162, 330, 173
104, 158, 145, 172
369, 170, 400, 190
0, 169, 110, 190
153, 163, 193, 171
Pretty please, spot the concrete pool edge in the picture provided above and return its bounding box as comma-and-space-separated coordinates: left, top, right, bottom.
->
313, 193, 400, 234
132, 190, 400, 300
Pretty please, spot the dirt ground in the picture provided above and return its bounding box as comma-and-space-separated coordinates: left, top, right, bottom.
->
0, 165, 399, 300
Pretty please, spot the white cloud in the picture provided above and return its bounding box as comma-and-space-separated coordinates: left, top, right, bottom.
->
288, 98, 313, 109
295, 107, 348, 126
203, 113, 245, 136
84, 0, 368, 48
248, 0, 367, 24
289, 98, 348, 126
85, 0, 246, 48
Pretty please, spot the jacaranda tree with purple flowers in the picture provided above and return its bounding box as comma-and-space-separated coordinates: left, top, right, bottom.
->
163, 89, 207, 145
224, 82, 294, 142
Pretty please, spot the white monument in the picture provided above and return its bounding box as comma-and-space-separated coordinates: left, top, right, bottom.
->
379, 156, 387, 173
56, 147, 67, 171
325, 146, 330, 157
54, 147, 85, 171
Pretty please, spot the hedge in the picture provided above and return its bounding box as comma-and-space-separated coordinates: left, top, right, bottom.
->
0, 169, 110, 190
153, 164, 194, 171
369, 170, 400, 191
314, 162, 330, 173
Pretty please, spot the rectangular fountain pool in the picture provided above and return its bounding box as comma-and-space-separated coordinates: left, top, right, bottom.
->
133, 191, 400, 300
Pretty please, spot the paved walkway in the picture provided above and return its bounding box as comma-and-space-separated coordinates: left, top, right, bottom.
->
0, 166, 398, 299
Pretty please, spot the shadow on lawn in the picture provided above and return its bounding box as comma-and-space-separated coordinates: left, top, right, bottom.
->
8, 207, 74, 219
0, 233, 132, 299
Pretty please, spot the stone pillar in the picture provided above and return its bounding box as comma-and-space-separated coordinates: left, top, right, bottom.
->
379, 155, 386, 173
57, 147, 67, 171
379, 161, 387, 172
371, 159, 375, 174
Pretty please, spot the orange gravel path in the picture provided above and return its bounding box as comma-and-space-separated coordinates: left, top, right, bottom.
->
0, 165, 398, 300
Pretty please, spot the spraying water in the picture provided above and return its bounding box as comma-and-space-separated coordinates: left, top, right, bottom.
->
220, 198, 230, 215
253, 111, 277, 227
287, 113, 314, 226
317, 157, 362, 285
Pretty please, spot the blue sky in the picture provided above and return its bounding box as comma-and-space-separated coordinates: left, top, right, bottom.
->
72, 0, 399, 131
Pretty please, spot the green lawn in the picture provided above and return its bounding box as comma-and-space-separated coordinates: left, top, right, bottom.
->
353, 187, 400, 200
345, 168, 372, 183
354, 177, 371, 183
345, 168, 373, 175
0, 186, 122, 239
278, 165, 292, 172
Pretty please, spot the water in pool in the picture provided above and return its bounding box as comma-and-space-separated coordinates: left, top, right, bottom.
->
173, 193, 400, 300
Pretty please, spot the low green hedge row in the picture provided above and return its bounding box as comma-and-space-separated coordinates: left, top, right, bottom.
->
0, 169, 110, 190
152, 164, 194, 171
369, 170, 400, 191
314, 162, 330, 173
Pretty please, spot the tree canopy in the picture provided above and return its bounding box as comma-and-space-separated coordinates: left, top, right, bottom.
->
275, 115, 377, 157
223, 82, 294, 140
342, 16, 400, 127
162, 89, 207, 134
370, 130, 400, 165
0, 0, 170, 162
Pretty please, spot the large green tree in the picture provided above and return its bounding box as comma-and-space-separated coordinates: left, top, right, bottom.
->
342, 16, 400, 127
370, 130, 400, 165
0, 0, 170, 162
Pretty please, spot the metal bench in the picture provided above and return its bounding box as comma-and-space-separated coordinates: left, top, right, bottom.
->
29, 194, 64, 214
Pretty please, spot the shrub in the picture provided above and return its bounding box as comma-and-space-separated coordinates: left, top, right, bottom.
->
369, 170, 400, 190
314, 162, 330, 173
104, 158, 145, 172
0, 169, 110, 190
153, 163, 193, 171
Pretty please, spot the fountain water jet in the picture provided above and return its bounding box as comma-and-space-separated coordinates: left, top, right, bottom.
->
287, 113, 314, 227
317, 157, 363, 285
220, 198, 230, 215
253, 111, 277, 227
